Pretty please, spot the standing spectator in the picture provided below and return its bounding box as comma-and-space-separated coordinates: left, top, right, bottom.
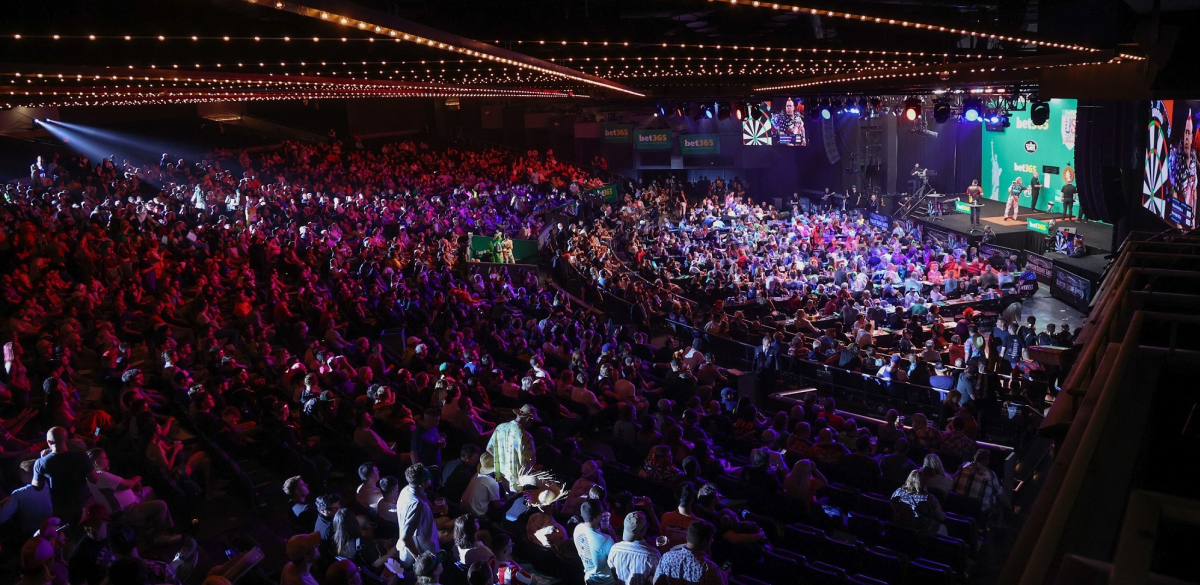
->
607, 511, 661, 585
652, 520, 726, 585
573, 500, 617, 585
397, 464, 439, 569
33, 427, 96, 525
484, 405, 539, 486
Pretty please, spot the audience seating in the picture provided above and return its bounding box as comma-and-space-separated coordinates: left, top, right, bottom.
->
859, 546, 908, 584
801, 561, 849, 585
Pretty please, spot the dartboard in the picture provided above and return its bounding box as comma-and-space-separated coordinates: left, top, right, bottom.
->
742, 118, 773, 146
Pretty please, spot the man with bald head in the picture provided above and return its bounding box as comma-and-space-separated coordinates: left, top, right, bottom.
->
31, 427, 96, 524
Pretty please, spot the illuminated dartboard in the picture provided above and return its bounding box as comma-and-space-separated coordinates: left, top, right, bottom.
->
742, 118, 773, 146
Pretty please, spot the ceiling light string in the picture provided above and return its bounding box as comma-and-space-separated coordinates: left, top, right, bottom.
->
707, 0, 1099, 53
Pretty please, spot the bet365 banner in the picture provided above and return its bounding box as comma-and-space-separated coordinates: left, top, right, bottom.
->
635, 129, 673, 150
982, 98, 1078, 214
679, 134, 720, 155
602, 124, 633, 144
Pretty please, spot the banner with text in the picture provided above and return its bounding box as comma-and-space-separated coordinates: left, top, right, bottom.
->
982, 98, 1078, 214
679, 134, 721, 155
868, 212, 892, 232
1026, 251, 1054, 284
1051, 264, 1093, 312
979, 243, 1023, 265
635, 129, 673, 150
602, 124, 634, 144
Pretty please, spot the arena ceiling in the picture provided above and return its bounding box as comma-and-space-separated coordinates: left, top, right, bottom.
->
0, 0, 1187, 108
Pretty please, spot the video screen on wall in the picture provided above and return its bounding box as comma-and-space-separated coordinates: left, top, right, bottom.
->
1144, 100, 1198, 229
741, 98, 809, 147
981, 98, 1078, 215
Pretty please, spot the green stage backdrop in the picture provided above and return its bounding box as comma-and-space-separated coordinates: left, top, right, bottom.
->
982, 98, 1079, 215
469, 236, 539, 264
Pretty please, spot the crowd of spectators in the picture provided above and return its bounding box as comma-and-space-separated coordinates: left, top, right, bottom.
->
1, 137, 1047, 585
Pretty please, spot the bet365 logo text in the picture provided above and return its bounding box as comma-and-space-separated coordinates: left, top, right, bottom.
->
683, 138, 715, 148
1015, 117, 1050, 130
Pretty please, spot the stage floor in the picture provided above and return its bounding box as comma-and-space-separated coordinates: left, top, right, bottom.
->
915, 197, 1115, 252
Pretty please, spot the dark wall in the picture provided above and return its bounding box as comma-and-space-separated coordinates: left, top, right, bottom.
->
346, 99, 432, 137
897, 120, 983, 197
1076, 99, 1149, 247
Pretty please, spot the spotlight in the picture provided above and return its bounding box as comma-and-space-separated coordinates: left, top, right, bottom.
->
657, 104, 667, 117
933, 100, 951, 123
735, 104, 745, 121
702, 104, 713, 119
1030, 99, 1050, 125
821, 107, 831, 120
962, 99, 982, 122
903, 98, 920, 121
989, 114, 1001, 124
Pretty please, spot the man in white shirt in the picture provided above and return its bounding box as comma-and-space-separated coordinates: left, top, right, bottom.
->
573, 500, 617, 585
356, 463, 384, 510
461, 458, 503, 517
85, 448, 181, 546
608, 511, 661, 585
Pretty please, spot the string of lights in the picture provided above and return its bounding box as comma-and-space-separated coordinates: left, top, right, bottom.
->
705, 0, 1099, 53
755, 55, 1125, 92
232, 0, 644, 96
497, 39, 997, 60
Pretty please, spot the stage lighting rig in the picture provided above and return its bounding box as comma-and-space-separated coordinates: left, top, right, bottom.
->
903, 97, 920, 121
962, 99, 983, 122
933, 100, 951, 123
1030, 99, 1050, 125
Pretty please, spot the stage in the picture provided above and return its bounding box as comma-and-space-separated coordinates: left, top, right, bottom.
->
908, 197, 1115, 254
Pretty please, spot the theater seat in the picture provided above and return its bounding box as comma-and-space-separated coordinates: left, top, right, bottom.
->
857, 492, 894, 521
944, 493, 985, 521
942, 513, 979, 549
801, 561, 848, 585
821, 483, 862, 516
845, 512, 886, 545
730, 576, 772, 585
748, 549, 806, 585
904, 559, 955, 585
821, 536, 864, 573
925, 536, 969, 575
784, 523, 826, 556
859, 546, 908, 584
848, 575, 890, 585
882, 523, 926, 559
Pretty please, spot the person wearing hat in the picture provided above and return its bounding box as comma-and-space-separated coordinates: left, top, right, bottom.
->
397, 463, 440, 569
67, 503, 112, 585
282, 532, 322, 585
326, 559, 363, 585
460, 454, 504, 517
19, 536, 56, 585
484, 404, 539, 486
606, 511, 661, 585
524, 483, 568, 552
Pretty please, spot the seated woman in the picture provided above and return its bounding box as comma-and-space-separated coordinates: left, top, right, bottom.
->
890, 469, 947, 536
